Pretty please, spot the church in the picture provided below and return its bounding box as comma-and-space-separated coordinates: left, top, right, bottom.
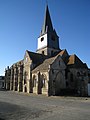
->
5, 5, 90, 96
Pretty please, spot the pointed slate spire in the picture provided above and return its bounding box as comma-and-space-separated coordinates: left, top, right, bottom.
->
41, 5, 53, 35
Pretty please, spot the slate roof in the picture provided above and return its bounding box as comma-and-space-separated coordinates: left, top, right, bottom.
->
59, 49, 68, 56
40, 5, 53, 36
27, 50, 48, 65
32, 56, 57, 73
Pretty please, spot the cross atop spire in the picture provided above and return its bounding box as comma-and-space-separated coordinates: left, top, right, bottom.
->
40, 5, 53, 36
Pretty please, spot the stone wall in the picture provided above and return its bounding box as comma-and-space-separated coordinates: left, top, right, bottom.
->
32, 71, 49, 95
49, 56, 66, 95
66, 68, 89, 96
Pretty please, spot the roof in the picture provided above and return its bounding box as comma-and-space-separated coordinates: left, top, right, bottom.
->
67, 55, 75, 65
27, 50, 48, 65
58, 49, 69, 64
32, 56, 57, 73
67, 54, 88, 68
40, 5, 53, 35
59, 49, 69, 57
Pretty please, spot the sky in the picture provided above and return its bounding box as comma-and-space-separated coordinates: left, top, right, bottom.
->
0, 0, 90, 75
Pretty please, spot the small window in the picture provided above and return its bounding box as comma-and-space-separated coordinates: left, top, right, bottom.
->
51, 51, 53, 56
42, 51, 44, 55
41, 37, 44, 42
59, 60, 60, 66
52, 69, 54, 74
77, 72, 80, 77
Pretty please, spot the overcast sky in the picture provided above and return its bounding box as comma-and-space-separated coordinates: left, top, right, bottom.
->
0, 0, 90, 75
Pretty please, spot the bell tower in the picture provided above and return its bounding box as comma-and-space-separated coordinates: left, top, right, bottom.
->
36, 5, 60, 56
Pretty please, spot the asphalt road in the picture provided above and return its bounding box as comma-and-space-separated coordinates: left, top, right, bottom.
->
0, 90, 90, 120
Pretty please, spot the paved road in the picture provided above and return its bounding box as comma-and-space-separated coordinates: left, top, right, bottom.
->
0, 91, 90, 120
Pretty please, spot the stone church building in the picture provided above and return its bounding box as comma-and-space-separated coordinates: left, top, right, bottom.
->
5, 5, 90, 96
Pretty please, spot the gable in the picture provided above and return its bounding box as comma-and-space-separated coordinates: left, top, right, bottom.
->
27, 50, 47, 64
59, 49, 69, 57
51, 55, 66, 70
58, 49, 69, 64
24, 50, 31, 65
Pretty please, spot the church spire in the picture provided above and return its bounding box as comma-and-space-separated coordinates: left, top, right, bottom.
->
37, 4, 60, 56
40, 5, 53, 35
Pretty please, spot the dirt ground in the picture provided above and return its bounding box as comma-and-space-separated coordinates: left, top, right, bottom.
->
0, 91, 90, 120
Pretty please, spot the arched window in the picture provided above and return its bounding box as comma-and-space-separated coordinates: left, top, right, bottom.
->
77, 72, 80, 77
42, 79, 45, 88
25, 86, 27, 92
33, 79, 36, 87
24, 71, 27, 84
51, 51, 53, 56
42, 51, 44, 55
33, 75, 37, 87
59, 60, 60, 66
70, 73, 73, 82
41, 74, 47, 88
